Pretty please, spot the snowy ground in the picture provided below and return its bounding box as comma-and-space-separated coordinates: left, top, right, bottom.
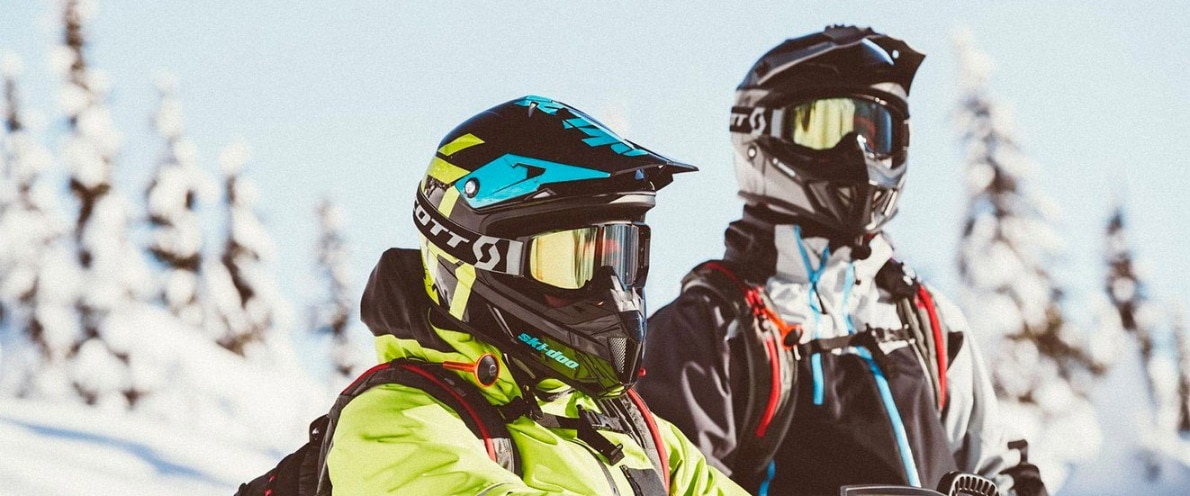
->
0, 307, 339, 496
0, 397, 285, 495
1, 317, 1188, 495
3, 378, 1190, 495
1061, 338, 1190, 495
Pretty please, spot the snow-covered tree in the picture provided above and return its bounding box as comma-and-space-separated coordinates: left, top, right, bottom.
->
1105, 206, 1166, 403
208, 142, 286, 356
309, 198, 360, 379
1174, 304, 1190, 434
0, 52, 19, 327
0, 52, 80, 400
953, 30, 1109, 488
1104, 204, 1188, 475
55, 0, 153, 408
145, 74, 210, 328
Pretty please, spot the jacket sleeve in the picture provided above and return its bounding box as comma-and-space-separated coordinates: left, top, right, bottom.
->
932, 290, 1040, 496
657, 415, 752, 496
327, 383, 549, 496
637, 288, 739, 475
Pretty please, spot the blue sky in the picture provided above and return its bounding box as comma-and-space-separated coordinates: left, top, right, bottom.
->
2, 0, 1187, 324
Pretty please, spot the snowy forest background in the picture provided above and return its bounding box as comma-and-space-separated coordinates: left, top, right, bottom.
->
2, 1, 1188, 494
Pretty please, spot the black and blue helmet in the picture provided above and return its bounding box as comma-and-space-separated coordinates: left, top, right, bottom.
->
415, 95, 694, 398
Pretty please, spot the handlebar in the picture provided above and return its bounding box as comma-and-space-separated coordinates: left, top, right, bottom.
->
840, 472, 998, 496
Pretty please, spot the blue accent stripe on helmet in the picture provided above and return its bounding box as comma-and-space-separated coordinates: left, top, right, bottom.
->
513, 95, 566, 114
457, 153, 609, 209
515, 96, 648, 157
563, 116, 648, 157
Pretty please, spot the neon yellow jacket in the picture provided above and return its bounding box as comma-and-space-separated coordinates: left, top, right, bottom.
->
327, 324, 748, 495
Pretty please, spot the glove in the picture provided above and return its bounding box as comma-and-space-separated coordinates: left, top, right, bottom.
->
1000, 462, 1048, 496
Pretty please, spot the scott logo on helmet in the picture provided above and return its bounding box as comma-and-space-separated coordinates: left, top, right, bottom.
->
729, 106, 771, 135
518, 332, 580, 369
413, 200, 523, 273
414, 202, 470, 249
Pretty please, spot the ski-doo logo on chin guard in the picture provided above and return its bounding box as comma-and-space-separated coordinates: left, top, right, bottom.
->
518, 332, 580, 370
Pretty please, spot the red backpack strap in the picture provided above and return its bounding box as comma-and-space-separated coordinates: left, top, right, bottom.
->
680, 260, 800, 484
915, 285, 948, 410
626, 389, 671, 493
875, 259, 951, 411
319, 359, 520, 492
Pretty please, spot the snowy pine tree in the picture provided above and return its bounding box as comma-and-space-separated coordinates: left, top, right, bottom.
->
0, 52, 80, 400
207, 142, 286, 356
1174, 304, 1190, 434
0, 53, 19, 328
1104, 204, 1187, 474
309, 198, 360, 379
145, 74, 210, 328
55, 0, 153, 408
953, 30, 1109, 487
1105, 206, 1166, 403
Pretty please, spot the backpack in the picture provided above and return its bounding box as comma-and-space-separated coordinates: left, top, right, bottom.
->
679, 257, 957, 484
235, 358, 670, 496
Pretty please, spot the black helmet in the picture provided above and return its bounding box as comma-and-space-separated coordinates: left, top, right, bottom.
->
414, 95, 695, 398
731, 25, 925, 240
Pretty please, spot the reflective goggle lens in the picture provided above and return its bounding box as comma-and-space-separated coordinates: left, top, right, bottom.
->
528, 224, 647, 290
786, 97, 895, 155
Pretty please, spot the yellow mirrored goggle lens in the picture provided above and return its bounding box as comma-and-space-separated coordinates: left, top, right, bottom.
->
788, 97, 894, 154
528, 227, 599, 290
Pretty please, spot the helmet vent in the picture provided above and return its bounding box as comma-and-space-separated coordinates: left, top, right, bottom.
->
610, 337, 628, 373
836, 186, 855, 208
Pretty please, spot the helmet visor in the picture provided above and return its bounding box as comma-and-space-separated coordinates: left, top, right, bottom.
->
785, 97, 896, 155
527, 224, 649, 290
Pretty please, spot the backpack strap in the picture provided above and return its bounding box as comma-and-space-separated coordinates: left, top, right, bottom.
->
606, 390, 671, 495
875, 259, 952, 411
793, 326, 914, 376
495, 387, 671, 496
680, 260, 800, 483
313, 359, 519, 495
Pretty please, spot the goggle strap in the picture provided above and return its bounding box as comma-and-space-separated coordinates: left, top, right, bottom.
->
413, 194, 524, 275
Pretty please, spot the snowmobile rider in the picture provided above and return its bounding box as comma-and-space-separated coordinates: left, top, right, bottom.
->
331, 96, 748, 495
636, 26, 1049, 496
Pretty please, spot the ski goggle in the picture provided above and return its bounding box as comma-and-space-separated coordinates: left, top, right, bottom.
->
731, 97, 901, 156
785, 97, 896, 155
414, 195, 649, 290
527, 224, 649, 290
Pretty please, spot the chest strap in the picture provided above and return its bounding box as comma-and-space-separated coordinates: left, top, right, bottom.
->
497, 389, 669, 495
789, 326, 912, 378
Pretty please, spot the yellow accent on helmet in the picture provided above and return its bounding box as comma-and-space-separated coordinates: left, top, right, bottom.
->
438, 186, 461, 218
437, 133, 485, 157
419, 237, 441, 305
449, 263, 476, 319
425, 156, 470, 185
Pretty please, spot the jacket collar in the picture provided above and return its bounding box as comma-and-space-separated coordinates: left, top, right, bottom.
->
723, 207, 894, 288
361, 248, 526, 406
